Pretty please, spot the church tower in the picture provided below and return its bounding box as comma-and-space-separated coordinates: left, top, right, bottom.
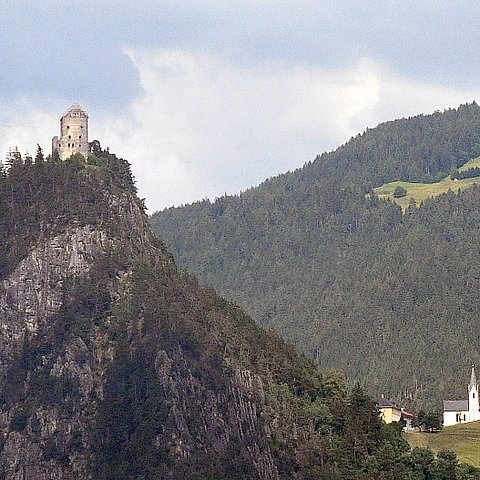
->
52, 104, 89, 160
468, 364, 480, 422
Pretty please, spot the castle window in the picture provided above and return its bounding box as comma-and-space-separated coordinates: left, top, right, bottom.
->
79, 135, 82, 139
68, 135, 71, 139
67, 126, 70, 129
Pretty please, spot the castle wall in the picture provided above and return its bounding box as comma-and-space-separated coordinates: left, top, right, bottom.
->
52, 104, 89, 160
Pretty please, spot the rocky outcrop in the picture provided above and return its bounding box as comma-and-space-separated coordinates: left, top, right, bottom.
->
0, 164, 330, 480
0, 191, 147, 479
154, 349, 279, 480
0, 225, 109, 479
0, 226, 108, 343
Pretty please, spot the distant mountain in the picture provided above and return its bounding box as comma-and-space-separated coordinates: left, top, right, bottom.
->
0, 148, 424, 479
150, 103, 480, 411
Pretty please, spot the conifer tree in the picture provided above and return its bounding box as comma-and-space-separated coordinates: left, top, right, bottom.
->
50, 148, 61, 164
5, 147, 23, 174
35, 144, 44, 165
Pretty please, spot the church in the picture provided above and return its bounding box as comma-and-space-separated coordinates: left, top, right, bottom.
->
443, 365, 480, 427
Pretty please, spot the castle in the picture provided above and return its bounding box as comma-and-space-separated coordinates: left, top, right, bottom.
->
443, 365, 480, 426
52, 103, 89, 160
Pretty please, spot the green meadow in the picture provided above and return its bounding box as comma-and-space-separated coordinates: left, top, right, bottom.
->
404, 421, 480, 468
374, 157, 480, 210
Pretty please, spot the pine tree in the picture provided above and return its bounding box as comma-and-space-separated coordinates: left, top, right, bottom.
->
50, 148, 61, 164
344, 384, 383, 459
5, 147, 23, 174
35, 144, 44, 165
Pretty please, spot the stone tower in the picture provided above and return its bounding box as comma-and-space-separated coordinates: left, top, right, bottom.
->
468, 364, 480, 421
52, 103, 89, 160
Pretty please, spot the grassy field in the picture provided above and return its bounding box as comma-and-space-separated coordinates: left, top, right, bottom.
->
404, 421, 480, 467
374, 157, 480, 210
459, 156, 480, 171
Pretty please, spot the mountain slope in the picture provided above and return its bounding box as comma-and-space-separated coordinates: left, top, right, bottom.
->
150, 103, 480, 411
0, 149, 422, 479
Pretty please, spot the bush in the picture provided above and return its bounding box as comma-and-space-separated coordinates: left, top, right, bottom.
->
87, 155, 108, 168
65, 153, 86, 171
393, 185, 407, 198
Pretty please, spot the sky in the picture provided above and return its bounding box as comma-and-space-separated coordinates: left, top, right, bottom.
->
2, 1, 480, 211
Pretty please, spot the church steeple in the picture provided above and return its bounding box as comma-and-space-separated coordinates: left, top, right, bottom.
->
468, 364, 480, 421
470, 364, 477, 390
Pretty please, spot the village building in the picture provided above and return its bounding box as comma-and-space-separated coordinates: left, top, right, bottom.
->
378, 398, 416, 431
52, 104, 89, 160
443, 365, 480, 427
378, 398, 402, 424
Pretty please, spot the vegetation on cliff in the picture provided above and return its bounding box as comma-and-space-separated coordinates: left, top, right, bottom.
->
150, 103, 480, 412
0, 145, 138, 280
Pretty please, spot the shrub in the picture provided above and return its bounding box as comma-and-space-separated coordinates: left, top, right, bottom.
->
393, 185, 407, 198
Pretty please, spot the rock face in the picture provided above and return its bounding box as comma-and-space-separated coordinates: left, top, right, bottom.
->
0, 159, 337, 480
0, 189, 152, 479
0, 226, 107, 355
151, 350, 278, 480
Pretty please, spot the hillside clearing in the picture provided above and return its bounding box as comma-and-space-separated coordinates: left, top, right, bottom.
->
404, 421, 480, 468
374, 157, 480, 210
459, 156, 480, 171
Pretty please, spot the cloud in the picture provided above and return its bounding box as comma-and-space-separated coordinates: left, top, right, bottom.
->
2, 50, 480, 212
0, 100, 58, 161
97, 49, 480, 211
98, 50, 384, 211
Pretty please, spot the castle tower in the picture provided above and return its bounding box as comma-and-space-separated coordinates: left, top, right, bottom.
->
468, 364, 480, 422
52, 103, 89, 160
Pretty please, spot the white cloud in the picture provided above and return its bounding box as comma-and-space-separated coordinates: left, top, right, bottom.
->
2, 52, 480, 211
97, 51, 386, 210
0, 100, 57, 162
100, 49, 480, 211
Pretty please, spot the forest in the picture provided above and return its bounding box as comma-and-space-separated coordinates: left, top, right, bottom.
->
151, 103, 480, 412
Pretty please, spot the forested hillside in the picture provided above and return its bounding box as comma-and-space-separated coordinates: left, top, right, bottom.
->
151, 103, 480, 411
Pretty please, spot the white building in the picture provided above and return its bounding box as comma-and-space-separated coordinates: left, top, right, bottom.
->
443, 365, 480, 427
